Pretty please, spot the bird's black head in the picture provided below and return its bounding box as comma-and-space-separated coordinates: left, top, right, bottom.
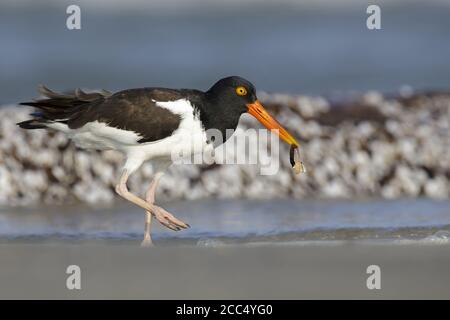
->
203, 76, 299, 148
206, 76, 257, 114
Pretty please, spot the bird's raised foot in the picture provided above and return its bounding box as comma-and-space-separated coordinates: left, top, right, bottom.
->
152, 206, 190, 232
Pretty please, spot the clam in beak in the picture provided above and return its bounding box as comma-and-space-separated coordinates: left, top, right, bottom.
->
247, 100, 306, 174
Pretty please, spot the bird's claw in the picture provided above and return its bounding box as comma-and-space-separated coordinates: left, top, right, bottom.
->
150, 205, 190, 232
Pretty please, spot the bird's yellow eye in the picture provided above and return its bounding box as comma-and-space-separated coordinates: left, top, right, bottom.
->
236, 86, 247, 96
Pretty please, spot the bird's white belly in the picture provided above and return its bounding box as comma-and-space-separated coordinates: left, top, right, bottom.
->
128, 126, 210, 160
58, 121, 143, 151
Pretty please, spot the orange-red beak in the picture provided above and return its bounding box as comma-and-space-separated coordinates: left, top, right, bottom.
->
247, 100, 299, 147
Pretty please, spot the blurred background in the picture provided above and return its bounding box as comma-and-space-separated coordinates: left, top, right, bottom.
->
1, 0, 450, 104
0, 0, 449, 246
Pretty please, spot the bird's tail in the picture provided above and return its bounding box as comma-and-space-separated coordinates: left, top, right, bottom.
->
17, 118, 49, 129
17, 85, 112, 129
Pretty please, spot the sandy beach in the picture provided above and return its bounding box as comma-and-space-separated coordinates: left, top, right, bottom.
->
1, 243, 449, 299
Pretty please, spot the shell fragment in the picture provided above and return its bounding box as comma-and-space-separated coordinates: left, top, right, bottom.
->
290, 145, 306, 175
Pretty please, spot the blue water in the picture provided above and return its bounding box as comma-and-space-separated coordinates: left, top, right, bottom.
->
1, 199, 449, 245
1, 2, 450, 104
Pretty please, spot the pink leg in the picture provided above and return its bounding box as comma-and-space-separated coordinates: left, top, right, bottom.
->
142, 172, 190, 242
115, 170, 189, 247
115, 170, 156, 213
141, 174, 160, 247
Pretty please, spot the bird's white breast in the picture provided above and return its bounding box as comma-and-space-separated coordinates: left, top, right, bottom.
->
133, 99, 209, 160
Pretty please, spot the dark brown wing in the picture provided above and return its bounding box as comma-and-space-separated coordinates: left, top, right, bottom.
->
69, 88, 183, 143
20, 86, 184, 144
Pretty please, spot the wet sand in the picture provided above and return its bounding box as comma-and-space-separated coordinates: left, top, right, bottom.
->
1, 199, 449, 299
1, 243, 449, 299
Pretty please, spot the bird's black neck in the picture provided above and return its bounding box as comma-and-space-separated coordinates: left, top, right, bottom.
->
184, 90, 243, 144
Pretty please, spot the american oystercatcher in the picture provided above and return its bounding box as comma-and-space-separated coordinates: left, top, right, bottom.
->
18, 76, 301, 246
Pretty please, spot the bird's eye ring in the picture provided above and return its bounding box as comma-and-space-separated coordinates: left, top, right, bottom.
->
236, 86, 247, 96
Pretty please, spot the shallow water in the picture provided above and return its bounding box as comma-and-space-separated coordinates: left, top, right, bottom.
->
1, 198, 449, 246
